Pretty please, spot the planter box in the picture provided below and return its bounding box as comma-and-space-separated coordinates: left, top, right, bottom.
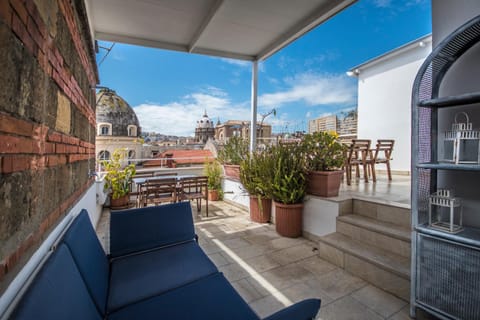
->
307, 170, 343, 197
223, 164, 241, 181
249, 196, 272, 223
274, 202, 303, 238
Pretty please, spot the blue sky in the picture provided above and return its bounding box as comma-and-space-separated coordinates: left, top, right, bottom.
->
96, 0, 431, 136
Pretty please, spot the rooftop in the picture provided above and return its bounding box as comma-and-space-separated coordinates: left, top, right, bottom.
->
96, 200, 411, 319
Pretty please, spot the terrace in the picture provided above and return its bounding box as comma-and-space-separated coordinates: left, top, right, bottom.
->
1, 1, 479, 319
96, 173, 412, 320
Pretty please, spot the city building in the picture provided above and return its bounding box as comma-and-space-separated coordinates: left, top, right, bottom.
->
215, 120, 272, 143
308, 112, 357, 141
96, 88, 143, 164
194, 111, 215, 144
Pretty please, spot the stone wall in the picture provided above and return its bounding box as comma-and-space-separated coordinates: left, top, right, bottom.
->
0, 0, 97, 291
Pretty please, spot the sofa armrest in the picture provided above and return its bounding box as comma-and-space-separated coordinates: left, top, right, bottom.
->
263, 299, 321, 320
110, 202, 195, 257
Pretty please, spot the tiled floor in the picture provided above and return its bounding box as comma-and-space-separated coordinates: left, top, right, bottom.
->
96, 196, 414, 319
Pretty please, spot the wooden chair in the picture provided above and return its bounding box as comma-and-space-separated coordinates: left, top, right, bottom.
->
345, 139, 373, 185
129, 172, 155, 206
140, 178, 178, 207
371, 140, 395, 181
178, 176, 209, 216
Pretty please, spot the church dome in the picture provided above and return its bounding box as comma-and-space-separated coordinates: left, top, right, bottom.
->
196, 111, 213, 129
96, 88, 140, 137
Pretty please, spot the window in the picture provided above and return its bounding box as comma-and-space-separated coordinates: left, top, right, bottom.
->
98, 123, 112, 136
127, 125, 137, 137
98, 150, 110, 160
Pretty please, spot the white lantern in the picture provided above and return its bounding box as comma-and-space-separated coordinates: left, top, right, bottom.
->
428, 189, 463, 234
443, 112, 480, 164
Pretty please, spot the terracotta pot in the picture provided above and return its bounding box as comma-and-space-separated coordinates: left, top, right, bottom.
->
249, 196, 272, 223
110, 194, 129, 209
208, 190, 219, 201
306, 170, 343, 197
223, 164, 241, 181
274, 202, 303, 238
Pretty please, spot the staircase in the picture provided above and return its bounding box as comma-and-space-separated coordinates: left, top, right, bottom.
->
317, 199, 411, 301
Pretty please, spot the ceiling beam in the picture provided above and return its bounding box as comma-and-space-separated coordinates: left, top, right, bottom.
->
257, 0, 357, 61
96, 31, 255, 61
188, 0, 224, 53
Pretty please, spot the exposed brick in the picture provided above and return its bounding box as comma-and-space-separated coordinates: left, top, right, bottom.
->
25, 1, 46, 38
44, 142, 55, 154
0, 0, 12, 26
68, 154, 88, 163
55, 143, 65, 153
46, 154, 66, 167
9, 0, 27, 24
0, 113, 34, 136
47, 131, 62, 143
66, 145, 78, 154
27, 15, 45, 52
32, 124, 48, 140
2, 155, 30, 173
30, 155, 46, 169
0, 135, 33, 153
0, 260, 6, 280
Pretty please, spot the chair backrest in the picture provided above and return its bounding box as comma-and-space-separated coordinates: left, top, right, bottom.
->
142, 178, 178, 204
373, 139, 394, 161
179, 176, 208, 197
347, 139, 371, 162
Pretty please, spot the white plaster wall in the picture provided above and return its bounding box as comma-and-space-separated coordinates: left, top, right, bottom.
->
222, 179, 250, 208
357, 44, 431, 173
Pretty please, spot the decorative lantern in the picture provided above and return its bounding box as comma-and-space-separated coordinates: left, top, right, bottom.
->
443, 112, 480, 164
428, 189, 463, 234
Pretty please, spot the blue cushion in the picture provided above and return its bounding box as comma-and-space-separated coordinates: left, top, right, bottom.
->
61, 210, 109, 314
263, 299, 321, 320
108, 241, 218, 312
108, 273, 259, 320
110, 202, 196, 257
10, 245, 102, 320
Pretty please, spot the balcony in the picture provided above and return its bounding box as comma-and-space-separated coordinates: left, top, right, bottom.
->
93, 170, 414, 319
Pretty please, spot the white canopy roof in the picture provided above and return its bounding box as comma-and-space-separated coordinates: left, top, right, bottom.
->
86, 0, 356, 61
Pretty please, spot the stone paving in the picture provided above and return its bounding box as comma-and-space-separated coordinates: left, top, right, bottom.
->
96, 200, 415, 319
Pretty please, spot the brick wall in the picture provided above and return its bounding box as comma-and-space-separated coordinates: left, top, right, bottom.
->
0, 0, 98, 291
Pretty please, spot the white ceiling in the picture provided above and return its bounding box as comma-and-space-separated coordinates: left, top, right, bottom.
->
86, 0, 356, 61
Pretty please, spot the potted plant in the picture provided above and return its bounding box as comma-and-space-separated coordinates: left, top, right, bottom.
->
270, 142, 307, 237
302, 131, 346, 197
102, 149, 136, 209
204, 159, 223, 201
217, 136, 248, 180
240, 148, 274, 223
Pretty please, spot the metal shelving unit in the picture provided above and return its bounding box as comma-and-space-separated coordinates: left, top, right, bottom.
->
411, 15, 480, 320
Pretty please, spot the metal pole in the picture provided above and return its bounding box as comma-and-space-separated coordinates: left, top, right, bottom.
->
250, 60, 258, 153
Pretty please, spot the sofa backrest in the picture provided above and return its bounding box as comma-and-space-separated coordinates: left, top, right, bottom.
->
9, 244, 103, 320
110, 202, 196, 256
61, 210, 109, 314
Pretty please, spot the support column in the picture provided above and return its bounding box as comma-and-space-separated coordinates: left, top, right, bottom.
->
250, 60, 258, 153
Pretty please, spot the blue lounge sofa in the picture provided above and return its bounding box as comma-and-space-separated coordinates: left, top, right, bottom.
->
9, 202, 321, 319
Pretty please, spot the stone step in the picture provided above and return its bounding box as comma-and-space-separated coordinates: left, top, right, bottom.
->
318, 232, 410, 301
352, 199, 411, 228
337, 214, 411, 258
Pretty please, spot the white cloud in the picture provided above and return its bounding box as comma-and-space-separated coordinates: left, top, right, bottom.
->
219, 58, 251, 67
372, 0, 392, 8
258, 73, 355, 108
134, 89, 250, 136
